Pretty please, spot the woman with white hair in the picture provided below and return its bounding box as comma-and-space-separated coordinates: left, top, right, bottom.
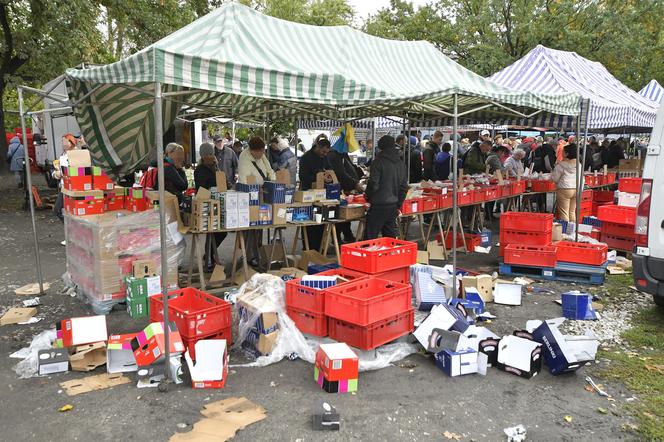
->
504, 148, 526, 177
161, 142, 189, 200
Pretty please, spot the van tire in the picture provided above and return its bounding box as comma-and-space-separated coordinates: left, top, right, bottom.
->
654, 295, 664, 309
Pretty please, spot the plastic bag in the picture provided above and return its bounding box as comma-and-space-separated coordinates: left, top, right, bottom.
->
12, 329, 57, 379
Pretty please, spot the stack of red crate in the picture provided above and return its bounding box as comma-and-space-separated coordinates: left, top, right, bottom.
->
285, 268, 366, 337
149, 287, 232, 360
592, 190, 614, 216
580, 190, 593, 218
597, 178, 640, 251
306, 238, 417, 351
499, 212, 554, 257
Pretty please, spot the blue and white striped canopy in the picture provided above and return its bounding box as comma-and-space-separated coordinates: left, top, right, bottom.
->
489, 45, 658, 131
639, 80, 663, 105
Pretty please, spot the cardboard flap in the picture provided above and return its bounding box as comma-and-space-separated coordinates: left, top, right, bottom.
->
60, 372, 130, 396
185, 339, 227, 381
215, 171, 228, 191
70, 342, 107, 372
195, 187, 212, 200
0, 307, 37, 325
67, 149, 92, 168
275, 169, 291, 184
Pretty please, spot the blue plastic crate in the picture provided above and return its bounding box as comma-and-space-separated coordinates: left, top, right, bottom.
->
307, 263, 339, 274
561, 292, 597, 320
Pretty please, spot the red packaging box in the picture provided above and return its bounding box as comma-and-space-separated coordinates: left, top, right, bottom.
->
131, 322, 185, 367
315, 342, 359, 381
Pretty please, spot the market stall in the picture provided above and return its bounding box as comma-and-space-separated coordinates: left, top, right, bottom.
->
639, 79, 663, 105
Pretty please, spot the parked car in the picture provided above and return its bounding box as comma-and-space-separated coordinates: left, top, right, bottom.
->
633, 104, 664, 308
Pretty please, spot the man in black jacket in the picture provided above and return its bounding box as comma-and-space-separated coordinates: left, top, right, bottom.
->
365, 136, 408, 240
298, 137, 332, 251
328, 147, 364, 243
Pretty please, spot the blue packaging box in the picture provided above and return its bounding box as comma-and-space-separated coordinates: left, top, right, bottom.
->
308, 263, 339, 274
533, 318, 598, 375
325, 183, 341, 200
236, 183, 261, 205
434, 348, 478, 377
561, 292, 597, 320
263, 181, 287, 204
480, 229, 492, 247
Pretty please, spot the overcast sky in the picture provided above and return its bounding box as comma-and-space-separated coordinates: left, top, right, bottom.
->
348, 0, 431, 22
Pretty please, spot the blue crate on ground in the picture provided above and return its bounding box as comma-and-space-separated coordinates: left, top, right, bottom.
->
554, 261, 607, 285
499, 262, 556, 280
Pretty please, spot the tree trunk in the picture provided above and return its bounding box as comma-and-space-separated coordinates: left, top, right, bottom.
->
0, 84, 8, 175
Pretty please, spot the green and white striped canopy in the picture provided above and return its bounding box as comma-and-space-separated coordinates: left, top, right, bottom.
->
65, 2, 580, 175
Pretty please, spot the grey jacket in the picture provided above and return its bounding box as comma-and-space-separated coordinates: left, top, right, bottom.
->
214, 146, 238, 187
7, 137, 25, 172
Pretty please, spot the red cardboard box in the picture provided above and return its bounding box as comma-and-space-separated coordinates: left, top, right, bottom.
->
55, 315, 108, 348
315, 342, 359, 381
184, 339, 229, 389
63, 174, 93, 192
131, 322, 185, 367
63, 190, 105, 216
92, 167, 115, 191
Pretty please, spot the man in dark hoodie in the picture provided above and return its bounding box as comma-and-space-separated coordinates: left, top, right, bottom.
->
422, 130, 442, 181
364, 135, 408, 240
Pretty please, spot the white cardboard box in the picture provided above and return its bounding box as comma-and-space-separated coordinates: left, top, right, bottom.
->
493, 283, 522, 306
185, 339, 229, 389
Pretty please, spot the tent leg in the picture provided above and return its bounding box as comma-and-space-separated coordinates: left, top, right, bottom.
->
18, 87, 44, 294
154, 81, 171, 380
452, 94, 459, 296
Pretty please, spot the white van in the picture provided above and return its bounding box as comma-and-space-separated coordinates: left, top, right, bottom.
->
633, 104, 664, 308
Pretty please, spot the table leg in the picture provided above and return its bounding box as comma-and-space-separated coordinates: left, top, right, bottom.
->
303, 226, 310, 250
187, 234, 196, 287
320, 223, 331, 256
418, 214, 426, 244
355, 220, 365, 241
238, 231, 249, 280
291, 226, 300, 255
230, 232, 239, 282
331, 224, 341, 263
195, 234, 207, 290
436, 212, 448, 260
279, 228, 289, 267
459, 210, 468, 253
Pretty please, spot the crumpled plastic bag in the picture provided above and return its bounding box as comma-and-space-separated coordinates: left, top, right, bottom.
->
12, 329, 57, 378
232, 273, 418, 371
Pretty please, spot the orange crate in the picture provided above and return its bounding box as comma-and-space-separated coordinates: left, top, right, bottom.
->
556, 241, 608, 266
327, 308, 414, 351
504, 244, 557, 267
287, 306, 327, 337
340, 237, 417, 274
285, 268, 366, 313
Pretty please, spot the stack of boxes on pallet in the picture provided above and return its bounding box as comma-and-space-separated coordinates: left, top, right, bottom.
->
500, 212, 608, 284
149, 287, 233, 361
124, 260, 162, 319
286, 238, 416, 350
596, 177, 640, 251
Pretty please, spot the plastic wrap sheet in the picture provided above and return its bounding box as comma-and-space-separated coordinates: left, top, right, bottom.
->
232, 274, 418, 371
11, 329, 57, 379
64, 210, 184, 314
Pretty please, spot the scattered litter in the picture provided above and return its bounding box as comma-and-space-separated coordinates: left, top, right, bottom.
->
176, 423, 187, 430
312, 400, 340, 431
69, 342, 107, 372
22, 297, 41, 307
585, 376, 610, 397
503, 424, 526, 442
493, 283, 522, 306
18, 316, 43, 325
270, 381, 278, 387
60, 373, 130, 396
564, 415, 573, 423
58, 404, 74, 413
606, 265, 627, 275
170, 397, 266, 441
12, 329, 56, 378
1, 307, 37, 326
512, 277, 534, 286
645, 364, 664, 375
443, 431, 461, 440
476, 311, 496, 320
597, 407, 608, 414
38, 349, 69, 375
15, 283, 50, 295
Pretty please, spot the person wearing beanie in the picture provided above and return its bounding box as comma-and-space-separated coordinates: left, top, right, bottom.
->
194, 142, 227, 270
213, 133, 239, 188
364, 135, 408, 240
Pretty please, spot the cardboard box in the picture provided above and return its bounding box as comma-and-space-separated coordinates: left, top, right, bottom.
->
462, 274, 493, 302
533, 318, 598, 375
294, 190, 316, 203
413, 303, 469, 350
131, 322, 185, 367
38, 349, 70, 375
70, 342, 107, 372
434, 348, 478, 377
238, 209, 250, 228
249, 206, 260, 226
497, 335, 542, 379
107, 333, 138, 373
263, 181, 288, 204
67, 149, 92, 167
314, 364, 358, 393
55, 315, 108, 348
272, 204, 288, 225
297, 250, 336, 271
338, 205, 365, 220
617, 191, 639, 208
136, 356, 183, 387
313, 189, 327, 201
125, 275, 161, 298
215, 171, 228, 192
325, 183, 341, 200
0, 307, 37, 325
268, 267, 307, 281
237, 300, 279, 335
493, 282, 522, 306
185, 339, 229, 389
243, 329, 279, 356
132, 260, 156, 278
552, 223, 563, 242
236, 182, 261, 205
618, 158, 642, 171
315, 343, 359, 381
237, 191, 250, 211
315, 170, 338, 189
314, 202, 339, 221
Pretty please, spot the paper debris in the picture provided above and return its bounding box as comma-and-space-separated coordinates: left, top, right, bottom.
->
15, 283, 50, 295
18, 317, 43, 325
564, 415, 573, 423
170, 397, 266, 441
597, 407, 608, 414
0, 307, 37, 326
22, 297, 41, 307
504, 424, 527, 442
60, 373, 130, 396
443, 431, 461, 440
512, 277, 534, 285
58, 404, 74, 412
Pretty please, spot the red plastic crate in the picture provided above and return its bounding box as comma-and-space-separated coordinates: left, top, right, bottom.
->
500, 229, 552, 246
149, 287, 232, 338
499, 183, 512, 198
511, 180, 527, 194
375, 266, 410, 285
618, 178, 642, 194
400, 198, 422, 215
438, 193, 453, 209
328, 308, 414, 351
593, 190, 614, 203
325, 277, 411, 326
606, 172, 617, 184
442, 232, 481, 250
484, 186, 499, 201
531, 180, 556, 192
285, 268, 366, 313
597, 205, 636, 225
592, 201, 613, 217
287, 306, 327, 337
456, 190, 474, 206
584, 175, 600, 187
341, 237, 417, 274
556, 241, 608, 266
504, 244, 557, 268
601, 221, 636, 239
181, 327, 233, 361
421, 196, 438, 212
500, 212, 553, 232
581, 190, 593, 202
473, 188, 486, 203
600, 233, 635, 251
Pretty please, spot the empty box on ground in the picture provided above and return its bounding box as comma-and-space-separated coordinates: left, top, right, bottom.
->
55, 315, 108, 348
497, 335, 542, 379
131, 322, 184, 367
315, 343, 358, 393
185, 339, 229, 389
413, 303, 469, 349
533, 318, 599, 375
38, 349, 69, 375
107, 333, 138, 373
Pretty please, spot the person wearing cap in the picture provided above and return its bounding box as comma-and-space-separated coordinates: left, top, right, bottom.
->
213, 134, 239, 188
364, 135, 408, 240
422, 130, 442, 181
462, 140, 491, 175
267, 137, 297, 185
195, 142, 228, 270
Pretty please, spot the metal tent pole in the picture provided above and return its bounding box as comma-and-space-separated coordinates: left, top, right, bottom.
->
452, 94, 459, 296
403, 114, 410, 182
574, 114, 581, 242
18, 87, 44, 294
154, 82, 171, 379
372, 117, 377, 160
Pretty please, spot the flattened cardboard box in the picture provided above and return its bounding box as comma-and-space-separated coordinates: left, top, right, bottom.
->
70, 342, 107, 372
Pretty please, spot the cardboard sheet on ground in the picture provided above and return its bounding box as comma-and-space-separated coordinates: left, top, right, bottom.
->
15, 283, 50, 295
232, 274, 417, 371
60, 372, 130, 396
1, 307, 37, 326
69, 342, 107, 371
170, 397, 266, 441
